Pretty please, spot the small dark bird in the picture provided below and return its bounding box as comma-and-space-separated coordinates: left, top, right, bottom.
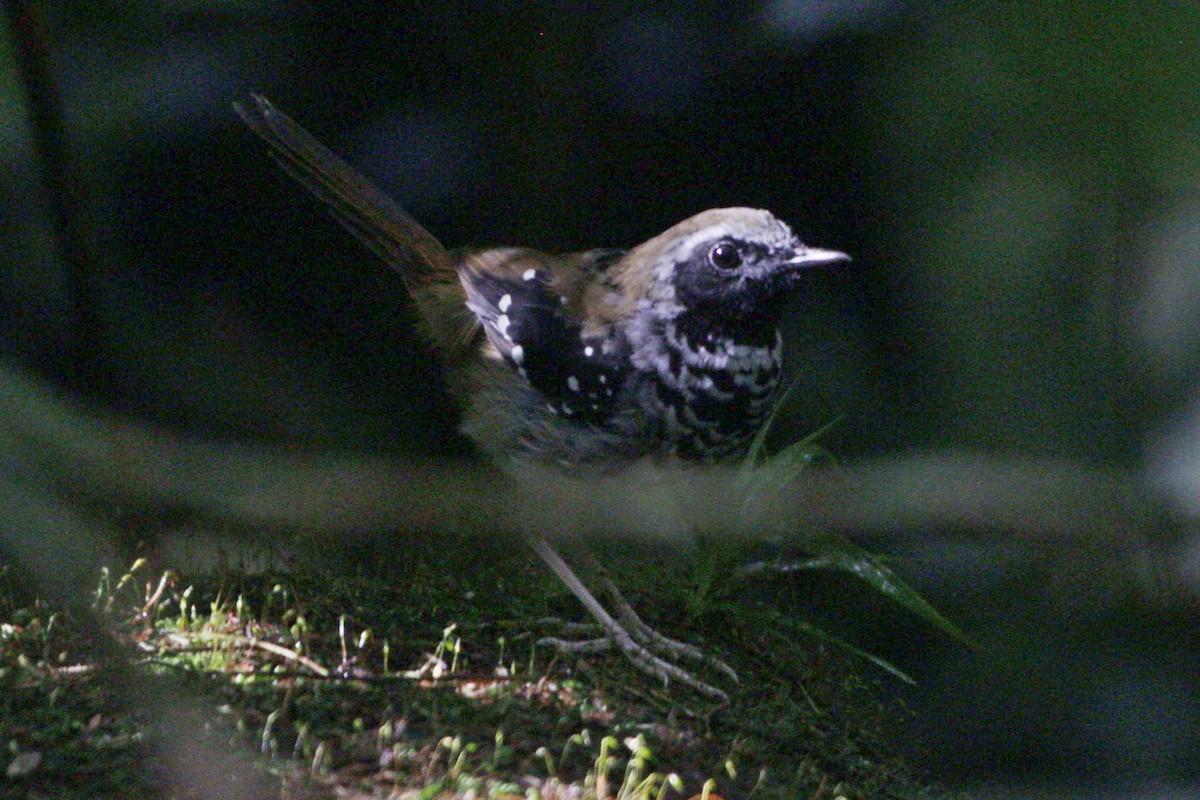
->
235, 95, 849, 700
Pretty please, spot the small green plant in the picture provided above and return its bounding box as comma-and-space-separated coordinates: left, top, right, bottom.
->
582, 734, 683, 800
404, 621, 464, 680
685, 388, 972, 682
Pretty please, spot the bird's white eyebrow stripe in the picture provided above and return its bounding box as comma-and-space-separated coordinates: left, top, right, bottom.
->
664, 218, 796, 265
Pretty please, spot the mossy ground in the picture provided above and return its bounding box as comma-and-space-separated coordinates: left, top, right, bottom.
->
0, 529, 962, 800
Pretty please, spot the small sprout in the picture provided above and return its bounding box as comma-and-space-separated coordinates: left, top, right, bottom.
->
450, 745, 469, 779
177, 586, 194, 630
535, 745, 555, 776
378, 720, 393, 749
293, 723, 310, 760
565, 728, 591, 755
290, 615, 308, 648
592, 735, 623, 800
261, 709, 280, 755
659, 773, 684, 800
92, 566, 112, 610
311, 742, 331, 775
624, 734, 650, 758
490, 729, 509, 770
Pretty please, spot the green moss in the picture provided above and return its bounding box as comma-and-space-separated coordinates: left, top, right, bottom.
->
0, 539, 959, 799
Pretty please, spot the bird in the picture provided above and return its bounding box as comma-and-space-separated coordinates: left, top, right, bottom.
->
234, 94, 850, 701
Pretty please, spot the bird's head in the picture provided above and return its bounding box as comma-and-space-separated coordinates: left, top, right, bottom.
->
613, 208, 849, 335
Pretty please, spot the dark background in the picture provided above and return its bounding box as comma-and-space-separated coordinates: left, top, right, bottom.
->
3, 2, 1199, 797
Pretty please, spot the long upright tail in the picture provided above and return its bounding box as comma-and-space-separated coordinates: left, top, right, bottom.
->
234, 94, 457, 294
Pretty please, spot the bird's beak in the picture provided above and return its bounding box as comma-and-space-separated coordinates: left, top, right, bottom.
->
787, 247, 851, 268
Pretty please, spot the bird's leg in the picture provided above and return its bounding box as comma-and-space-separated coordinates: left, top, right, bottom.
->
575, 548, 739, 683
528, 537, 733, 701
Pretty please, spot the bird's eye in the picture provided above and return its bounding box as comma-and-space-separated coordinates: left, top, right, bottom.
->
708, 241, 742, 270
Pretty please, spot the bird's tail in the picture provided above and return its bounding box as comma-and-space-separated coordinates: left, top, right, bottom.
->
234, 94, 458, 295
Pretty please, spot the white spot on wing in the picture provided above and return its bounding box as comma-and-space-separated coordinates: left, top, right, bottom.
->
522, 268, 537, 281
567, 376, 580, 392
498, 293, 512, 312
583, 346, 594, 357
496, 314, 510, 337
511, 344, 524, 364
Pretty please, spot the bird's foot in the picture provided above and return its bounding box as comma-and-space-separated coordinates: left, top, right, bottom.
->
538, 630, 733, 702
530, 539, 736, 702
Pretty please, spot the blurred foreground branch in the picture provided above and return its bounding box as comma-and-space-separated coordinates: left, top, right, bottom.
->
0, 359, 1170, 563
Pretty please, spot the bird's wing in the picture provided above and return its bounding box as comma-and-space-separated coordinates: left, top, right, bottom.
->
457, 248, 629, 423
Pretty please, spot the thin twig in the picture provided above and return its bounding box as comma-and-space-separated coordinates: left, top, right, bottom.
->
2, 0, 99, 384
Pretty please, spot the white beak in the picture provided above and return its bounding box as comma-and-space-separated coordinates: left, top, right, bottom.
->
787, 247, 851, 267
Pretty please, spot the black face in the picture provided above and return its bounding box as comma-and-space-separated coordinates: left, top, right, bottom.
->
673, 236, 807, 324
